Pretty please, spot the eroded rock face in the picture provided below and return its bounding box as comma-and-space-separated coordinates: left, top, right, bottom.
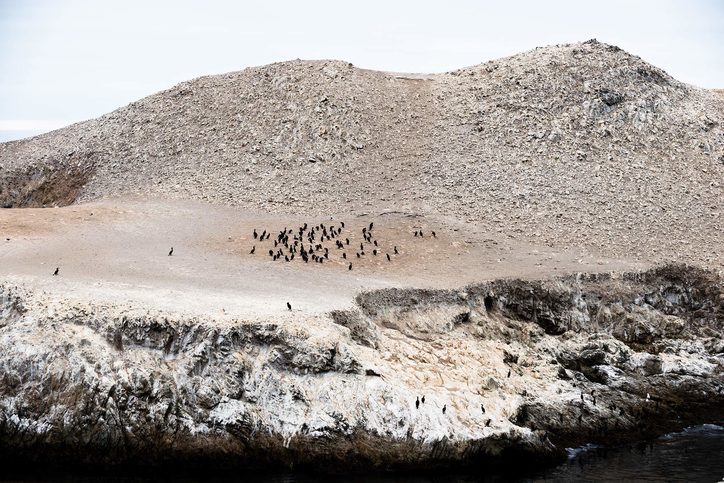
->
0, 264, 722, 471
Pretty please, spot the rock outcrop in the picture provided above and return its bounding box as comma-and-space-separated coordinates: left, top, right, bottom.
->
1, 264, 722, 472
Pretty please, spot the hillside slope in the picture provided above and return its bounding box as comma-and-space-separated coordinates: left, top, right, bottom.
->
1, 39, 722, 268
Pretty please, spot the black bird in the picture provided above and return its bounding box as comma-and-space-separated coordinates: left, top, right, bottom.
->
346, 238, 350, 245
343, 253, 347, 259
253, 229, 258, 239
422, 395, 425, 404
250, 246, 256, 254
416, 397, 420, 409
386, 253, 391, 261
53, 267, 59, 276
373, 249, 377, 256
481, 404, 485, 414
168, 247, 174, 256
485, 419, 491, 427
420, 231, 423, 237
369, 222, 374, 230
507, 369, 511, 378
356, 253, 360, 258
341, 222, 345, 228
287, 302, 292, 311
360, 243, 364, 250
414, 231, 418, 237
580, 393, 584, 401
432, 231, 436, 238
269, 249, 273, 256
285, 255, 289, 262
374, 240, 378, 246
442, 405, 447, 415
348, 263, 352, 271
394, 246, 399, 254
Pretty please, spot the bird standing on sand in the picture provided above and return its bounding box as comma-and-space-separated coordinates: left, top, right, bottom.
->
386, 253, 391, 261
394, 246, 399, 254
507, 369, 511, 378
348, 263, 352, 271
421, 395, 425, 404
168, 247, 174, 256
481, 404, 485, 414
250, 246, 255, 254
253, 229, 258, 239
432, 231, 436, 238
53, 267, 59, 276
416, 397, 420, 409
287, 302, 292, 311
442, 405, 447, 415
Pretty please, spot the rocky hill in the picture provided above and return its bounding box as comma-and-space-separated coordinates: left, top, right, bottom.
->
1, 39, 722, 268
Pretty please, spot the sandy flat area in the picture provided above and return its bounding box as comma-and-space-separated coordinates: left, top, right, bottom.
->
0, 198, 643, 318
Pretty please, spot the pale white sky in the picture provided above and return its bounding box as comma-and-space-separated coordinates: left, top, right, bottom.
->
1, 0, 722, 141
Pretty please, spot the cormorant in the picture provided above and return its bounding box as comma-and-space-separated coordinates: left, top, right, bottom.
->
253, 229, 258, 239
386, 253, 391, 261
346, 238, 350, 245
341, 222, 345, 228
442, 405, 446, 415
168, 247, 174, 256
343, 253, 347, 259
356, 253, 360, 258
394, 246, 399, 254
369, 222, 373, 230
250, 246, 255, 254
349, 263, 352, 271
422, 395, 425, 404
287, 302, 292, 311
485, 419, 491, 427
373, 249, 377, 256
416, 397, 420, 409
53, 267, 59, 276
432, 231, 436, 238
414, 231, 418, 237
374, 240, 378, 246
507, 369, 511, 378
360, 243, 364, 250
481, 404, 485, 414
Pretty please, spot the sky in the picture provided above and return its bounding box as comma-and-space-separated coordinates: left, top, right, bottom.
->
0, 0, 722, 141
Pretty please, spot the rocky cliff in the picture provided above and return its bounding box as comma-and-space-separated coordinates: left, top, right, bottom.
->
1, 264, 722, 472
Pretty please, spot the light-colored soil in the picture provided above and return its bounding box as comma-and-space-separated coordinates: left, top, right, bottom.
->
0, 198, 641, 318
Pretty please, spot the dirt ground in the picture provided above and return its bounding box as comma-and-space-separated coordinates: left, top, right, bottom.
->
0, 198, 644, 318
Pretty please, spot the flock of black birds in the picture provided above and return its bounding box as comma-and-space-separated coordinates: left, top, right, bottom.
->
242, 219, 433, 277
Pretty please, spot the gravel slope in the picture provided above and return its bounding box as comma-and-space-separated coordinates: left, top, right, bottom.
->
1, 39, 722, 270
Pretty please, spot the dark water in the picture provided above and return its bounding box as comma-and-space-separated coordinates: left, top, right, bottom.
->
2, 424, 723, 483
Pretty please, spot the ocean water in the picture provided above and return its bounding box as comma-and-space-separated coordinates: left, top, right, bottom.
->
2, 424, 723, 482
